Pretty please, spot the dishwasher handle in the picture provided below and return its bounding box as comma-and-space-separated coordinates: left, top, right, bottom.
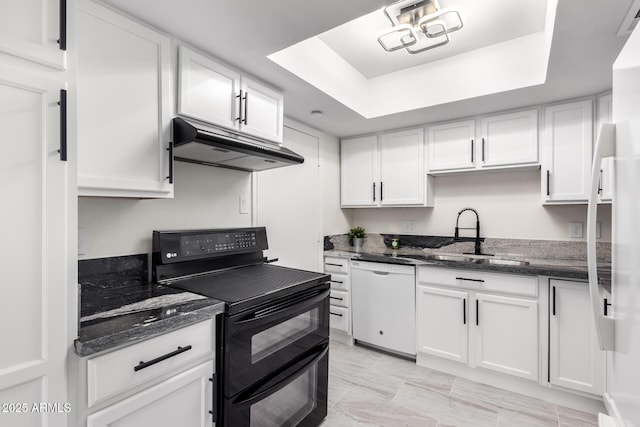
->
372, 271, 390, 276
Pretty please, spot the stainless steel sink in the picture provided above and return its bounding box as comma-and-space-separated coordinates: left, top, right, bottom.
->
474, 258, 530, 266
425, 254, 475, 262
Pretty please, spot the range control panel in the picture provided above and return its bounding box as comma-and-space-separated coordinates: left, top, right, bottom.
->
153, 227, 268, 263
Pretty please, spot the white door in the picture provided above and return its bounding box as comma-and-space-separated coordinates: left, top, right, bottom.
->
417, 286, 469, 363
340, 135, 378, 207
543, 100, 593, 202
474, 293, 538, 381
178, 45, 241, 131
240, 76, 284, 143
77, 0, 173, 198
480, 109, 538, 167
0, 67, 68, 427
254, 126, 321, 272
549, 280, 604, 395
597, 93, 613, 202
380, 128, 425, 206
0, 1, 66, 69
87, 362, 214, 427
428, 120, 476, 171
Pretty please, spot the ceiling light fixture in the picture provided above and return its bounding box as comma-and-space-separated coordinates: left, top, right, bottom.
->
378, 0, 463, 54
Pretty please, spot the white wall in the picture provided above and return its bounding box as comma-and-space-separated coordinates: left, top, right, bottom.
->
348, 169, 612, 242
78, 161, 252, 259
321, 128, 352, 236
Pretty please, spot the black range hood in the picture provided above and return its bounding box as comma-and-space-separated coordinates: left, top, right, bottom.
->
172, 117, 304, 172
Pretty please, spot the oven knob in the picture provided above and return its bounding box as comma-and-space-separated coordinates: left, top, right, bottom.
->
166, 252, 172, 258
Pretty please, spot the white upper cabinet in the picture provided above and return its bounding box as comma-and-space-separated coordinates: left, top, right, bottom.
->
178, 46, 284, 143
0, 0, 66, 69
77, 0, 173, 198
380, 128, 426, 206
340, 135, 378, 207
597, 93, 613, 203
542, 99, 593, 203
428, 120, 476, 172
479, 109, 538, 167
341, 129, 432, 208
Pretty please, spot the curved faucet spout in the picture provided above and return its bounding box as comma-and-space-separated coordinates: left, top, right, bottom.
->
454, 207, 483, 255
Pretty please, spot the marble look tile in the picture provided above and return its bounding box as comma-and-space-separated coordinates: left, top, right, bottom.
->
497, 409, 559, 427
330, 361, 405, 402
392, 382, 499, 427
321, 412, 368, 426
371, 354, 455, 394
556, 406, 598, 427
449, 377, 558, 423
334, 387, 439, 427
328, 373, 352, 409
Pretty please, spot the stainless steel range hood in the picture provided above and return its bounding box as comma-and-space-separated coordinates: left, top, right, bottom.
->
172, 117, 304, 172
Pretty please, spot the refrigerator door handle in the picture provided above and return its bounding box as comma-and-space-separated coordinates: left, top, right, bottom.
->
587, 122, 615, 351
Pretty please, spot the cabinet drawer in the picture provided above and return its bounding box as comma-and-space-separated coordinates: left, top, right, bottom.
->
419, 266, 537, 297
329, 306, 350, 333
330, 289, 350, 308
324, 257, 349, 274
87, 319, 214, 407
328, 273, 349, 291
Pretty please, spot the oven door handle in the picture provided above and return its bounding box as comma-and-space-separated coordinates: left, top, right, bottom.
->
234, 288, 330, 327
233, 342, 328, 407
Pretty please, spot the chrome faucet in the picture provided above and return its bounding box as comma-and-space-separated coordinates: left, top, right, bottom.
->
454, 208, 488, 256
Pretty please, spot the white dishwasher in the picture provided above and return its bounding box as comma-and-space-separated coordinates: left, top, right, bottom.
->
350, 260, 416, 355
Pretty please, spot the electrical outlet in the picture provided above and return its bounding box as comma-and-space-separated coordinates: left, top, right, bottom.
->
403, 221, 416, 233
569, 222, 583, 238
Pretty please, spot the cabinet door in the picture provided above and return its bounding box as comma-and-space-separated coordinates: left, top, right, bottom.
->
474, 293, 538, 381
87, 362, 214, 427
428, 120, 475, 171
0, 0, 66, 69
543, 100, 593, 202
417, 286, 468, 364
597, 93, 613, 202
549, 280, 604, 395
77, 0, 173, 198
178, 45, 241, 131
480, 109, 538, 167
240, 76, 284, 143
380, 128, 425, 206
0, 67, 68, 427
340, 135, 378, 207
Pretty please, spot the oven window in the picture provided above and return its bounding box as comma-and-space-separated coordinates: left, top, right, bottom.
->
251, 308, 319, 363
249, 364, 317, 427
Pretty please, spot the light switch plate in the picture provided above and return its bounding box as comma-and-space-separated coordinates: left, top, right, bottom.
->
569, 222, 583, 238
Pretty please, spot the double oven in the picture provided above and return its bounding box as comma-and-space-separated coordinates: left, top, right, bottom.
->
153, 227, 330, 426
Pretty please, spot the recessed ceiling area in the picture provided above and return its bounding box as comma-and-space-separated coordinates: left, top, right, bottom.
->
268, 0, 555, 118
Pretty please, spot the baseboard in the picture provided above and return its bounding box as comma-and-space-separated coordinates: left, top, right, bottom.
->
329, 330, 354, 346
416, 353, 605, 414
602, 392, 623, 426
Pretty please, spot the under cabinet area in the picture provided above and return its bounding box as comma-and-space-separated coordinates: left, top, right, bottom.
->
548, 279, 605, 395
341, 129, 432, 208
75, 319, 216, 427
351, 261, 416, 355
416, 266, 538, 381
542, 99, 593, 203
178, 45, 284, 143
77, 0, 173, 198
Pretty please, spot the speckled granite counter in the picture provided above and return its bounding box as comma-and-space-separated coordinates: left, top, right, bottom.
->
324, 234, 611, 288
75, 254, 224, 357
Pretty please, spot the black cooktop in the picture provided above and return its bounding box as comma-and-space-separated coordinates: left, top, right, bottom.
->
165, 264, 329, 315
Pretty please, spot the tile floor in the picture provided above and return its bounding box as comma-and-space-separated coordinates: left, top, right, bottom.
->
323, 340, 598, 427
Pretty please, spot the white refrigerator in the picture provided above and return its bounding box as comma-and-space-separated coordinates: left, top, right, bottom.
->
588, 23, 640, 427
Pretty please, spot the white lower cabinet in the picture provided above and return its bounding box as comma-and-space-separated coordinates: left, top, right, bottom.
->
417, 267, 538, 381
549, 279, 605, 395
87, 361, 214, 427
475, 293, 538, 380
417, 286, 468, 363
324, 257, 352, 337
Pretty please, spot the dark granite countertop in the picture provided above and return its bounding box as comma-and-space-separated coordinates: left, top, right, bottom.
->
325, 248, 611, 288
75, 254, 225, 357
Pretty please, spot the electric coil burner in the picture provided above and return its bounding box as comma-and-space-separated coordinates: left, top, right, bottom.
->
152, 227, 330, 427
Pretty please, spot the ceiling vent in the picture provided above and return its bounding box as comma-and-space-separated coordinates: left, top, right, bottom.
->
617, 0, 640, 36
